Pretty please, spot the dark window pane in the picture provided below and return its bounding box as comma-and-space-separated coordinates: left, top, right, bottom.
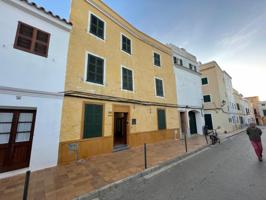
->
156, 79, 164, 97
87, 54, 104, 84
202, 78, 208, 85
122, 68, 133, 91
154, 53, 161, 66
203, 95, 211, 102
90, 14, 104, 39
122, 35, 131, 54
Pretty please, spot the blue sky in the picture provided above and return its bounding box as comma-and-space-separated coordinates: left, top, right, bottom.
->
31, 0, 266, 100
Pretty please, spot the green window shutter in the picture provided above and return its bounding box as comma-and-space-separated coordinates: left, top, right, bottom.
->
157, 109, 166, 130
156, 79, 164, 97
154, 53, 161, 66
122, 35, 131, 54
83, 104, 103, 139
90, 14, 104, 39
203, 95, 211, 102
173, 56, 177, 64
87, 54, 104, 85
122, 67, 133, 91
202, 78, 208, 85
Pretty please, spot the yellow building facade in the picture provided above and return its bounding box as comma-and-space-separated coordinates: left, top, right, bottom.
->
200, 61, 232, 133
201, 61, 255, 133
59, 0, 180, 164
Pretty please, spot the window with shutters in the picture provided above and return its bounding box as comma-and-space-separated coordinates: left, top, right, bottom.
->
173, 56, 177, 64
121, 34, 131, 54
86, 54, 105, 85
157, 109, 166, 130
177, 58, 183, 66
203, 95, 211, 102
202, 78, 208, 85
122, 67, 133, 91
155, 78, 164, 97
154, 53, 161, 67
89, 13, 105, 40
83, 104, 103, 139
14, 22, 50, 57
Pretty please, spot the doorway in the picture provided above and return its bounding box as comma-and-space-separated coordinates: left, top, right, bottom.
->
189, 111, 197, 134
114, 112, 128, 148
180, 112, 187, 134
204, 114, 213, 130
0, 109, 36, 173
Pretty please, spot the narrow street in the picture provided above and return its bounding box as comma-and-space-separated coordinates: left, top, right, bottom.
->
94, 127, 266, 200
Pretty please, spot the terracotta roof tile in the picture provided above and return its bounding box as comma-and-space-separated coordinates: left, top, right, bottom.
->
20, 0, 72, 26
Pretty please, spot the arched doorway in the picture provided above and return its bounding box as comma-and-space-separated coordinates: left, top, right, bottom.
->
189, 111, 197, 134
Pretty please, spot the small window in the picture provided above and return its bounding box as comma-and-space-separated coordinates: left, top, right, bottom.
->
173, 56, 177, 64
122, 67, 133, 91
178, 59, 183, 66
83, 104, 103, 138
189, 64, 193, 70
14, 22, 50, 57
262, 104, 265, 106
154, 53, 161, 67
157, 109, 166, 130
203, 95, 211, 103
155, 78, 164, 97
202, 78, 208, 85
263, 110, 266, 116
121, 35, 131, 54
86, 54, 104, 85
237, 103, 240, 110
194, 66, 197, 72
90, 14, 105, 39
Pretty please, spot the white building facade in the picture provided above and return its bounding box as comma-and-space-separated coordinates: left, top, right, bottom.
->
168, 44, 204, 136
0, 0, 71, 177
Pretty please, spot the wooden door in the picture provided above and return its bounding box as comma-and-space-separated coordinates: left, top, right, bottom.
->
0, 109, 36, 173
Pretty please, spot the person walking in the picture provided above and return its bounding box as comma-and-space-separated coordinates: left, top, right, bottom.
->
247, 123, 263, 161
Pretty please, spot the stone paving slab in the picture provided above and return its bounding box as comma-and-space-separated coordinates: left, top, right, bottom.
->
0, 135, 210, 200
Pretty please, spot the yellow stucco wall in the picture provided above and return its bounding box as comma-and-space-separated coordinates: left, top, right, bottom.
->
200, 62, 233, 133
65, 0, 177, 104
60, 97, 179, 141
60, 0, 180, 144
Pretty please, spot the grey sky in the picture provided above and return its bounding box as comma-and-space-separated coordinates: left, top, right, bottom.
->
31, 0, 266, 99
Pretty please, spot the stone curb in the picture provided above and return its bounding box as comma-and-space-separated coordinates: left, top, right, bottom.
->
76, 129, 245, 200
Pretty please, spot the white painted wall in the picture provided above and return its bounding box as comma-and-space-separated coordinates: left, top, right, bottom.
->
0, 0, 70, 93
174, 67, 203, 108
168, 44, 204, 136
0, 0, 71, 177
0, 93, 63, 173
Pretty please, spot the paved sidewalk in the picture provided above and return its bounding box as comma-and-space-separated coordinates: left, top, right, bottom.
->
0, 135, 208, 200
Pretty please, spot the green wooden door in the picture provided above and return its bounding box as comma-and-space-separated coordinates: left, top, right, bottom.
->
83, 104, 103, 139
189, 111, 197, 134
